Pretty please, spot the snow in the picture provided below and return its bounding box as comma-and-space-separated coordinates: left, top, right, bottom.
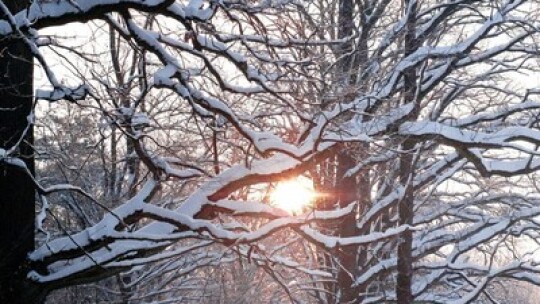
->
300, 224, 415, 249
181, 0, 215, 20
14, 0, 540, 299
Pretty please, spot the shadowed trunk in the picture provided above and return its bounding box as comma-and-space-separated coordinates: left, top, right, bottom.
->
0, 1, 43, 303
396, 1, 418, 303
333, 0, 372, 302
333, 0, 361, 302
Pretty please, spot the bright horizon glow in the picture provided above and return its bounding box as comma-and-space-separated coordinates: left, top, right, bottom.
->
270, 177, 316, 214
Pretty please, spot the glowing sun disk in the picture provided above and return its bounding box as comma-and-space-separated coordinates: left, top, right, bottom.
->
270, 177, 316, 214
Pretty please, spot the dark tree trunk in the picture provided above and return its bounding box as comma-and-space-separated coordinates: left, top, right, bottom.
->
333, 0, 361, 302
0, 1, 42, 303
333, 0, 375, 302
396, 145, 415, 304
396, 1, 419, 303
335, 152, 361, 304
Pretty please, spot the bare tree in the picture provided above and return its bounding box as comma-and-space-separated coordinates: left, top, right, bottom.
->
2, 1, 540, 304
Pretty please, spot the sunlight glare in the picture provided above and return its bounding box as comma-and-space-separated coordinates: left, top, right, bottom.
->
270, 177, 316, 214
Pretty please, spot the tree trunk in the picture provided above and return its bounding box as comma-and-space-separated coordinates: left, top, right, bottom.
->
333, 0, 360, 302
396, 1, 418, 303
333, 0, 373, 302
0, 1, 41, 303
396, 146, 415, 304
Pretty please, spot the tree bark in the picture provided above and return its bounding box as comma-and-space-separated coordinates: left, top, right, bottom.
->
333, 0, 361, 302
0, 1, 41, 303
333, 0, 374, 302
396, 1, 418, 303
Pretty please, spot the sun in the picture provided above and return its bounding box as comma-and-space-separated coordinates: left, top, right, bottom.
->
269, 177, 316, 214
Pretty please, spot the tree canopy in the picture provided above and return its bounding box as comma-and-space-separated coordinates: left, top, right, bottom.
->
2, 0, 540, 303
